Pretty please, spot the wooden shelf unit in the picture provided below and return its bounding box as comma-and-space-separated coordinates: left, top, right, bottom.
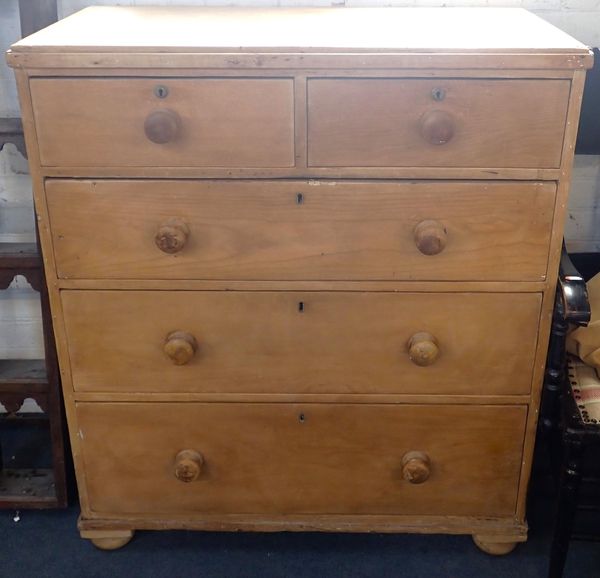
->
0, 242, 68, 509
0, 0, 66, 510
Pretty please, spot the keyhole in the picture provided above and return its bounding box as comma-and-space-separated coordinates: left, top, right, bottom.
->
298, 413, 306, 423
431, 87, 446, 101
296, 193, 304, 205
154, 85, 169, 99
298, 301, 305, 313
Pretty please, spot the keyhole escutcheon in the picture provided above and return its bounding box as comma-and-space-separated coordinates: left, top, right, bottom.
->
154, 85, 169, 99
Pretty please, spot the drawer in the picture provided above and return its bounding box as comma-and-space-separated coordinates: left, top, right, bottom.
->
77, 402, 526, 518
46, 179, 555, 282
30, 78, 295, 168
308, 79, 569, 168
62, 290, 541, 395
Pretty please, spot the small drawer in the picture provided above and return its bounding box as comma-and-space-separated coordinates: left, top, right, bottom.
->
30, 78, 295, 168
62, 290, 541, 395
46, 179, 555, 282
307, 78, 569, 168
77, 402, 526, 518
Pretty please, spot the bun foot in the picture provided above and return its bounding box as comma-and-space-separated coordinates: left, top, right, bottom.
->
472, 534, 518, 555
82, 529, 135, 550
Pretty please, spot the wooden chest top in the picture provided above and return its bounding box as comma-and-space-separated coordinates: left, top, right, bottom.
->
6, 7, 593, 70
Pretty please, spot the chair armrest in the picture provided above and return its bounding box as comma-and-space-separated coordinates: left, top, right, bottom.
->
558, 241, 591, 327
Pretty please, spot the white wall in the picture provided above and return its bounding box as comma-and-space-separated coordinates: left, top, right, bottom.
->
1, 0, 22, 118
0, 0, 598, 365
566, 156, 600, 253
0, 143, 41, 361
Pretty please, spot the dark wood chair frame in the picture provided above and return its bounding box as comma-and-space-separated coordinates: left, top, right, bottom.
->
542, 243, 594, 578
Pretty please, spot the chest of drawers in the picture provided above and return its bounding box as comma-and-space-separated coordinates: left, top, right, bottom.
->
7, 6, 593, 553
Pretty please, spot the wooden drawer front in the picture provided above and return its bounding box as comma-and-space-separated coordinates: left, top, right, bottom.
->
47, 179, 555, 281
62, 291, 541, 395
307, 79, 569, 168
30, 78, 295, 168
77, 402, 526, 518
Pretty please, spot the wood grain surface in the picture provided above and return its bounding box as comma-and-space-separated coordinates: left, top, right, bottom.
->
30, 78, 295, 168
7, 5, 591, 543
308, 79, 569, 169
46, 179, 555, 282
61, 290, 541, 395
9, 7, 590, 54
77, 402, 527, 518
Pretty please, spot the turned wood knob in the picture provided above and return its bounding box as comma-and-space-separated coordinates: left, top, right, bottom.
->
174, 450, 204, 483
144, 109, 181, 144
420, 110, 455, 145
155, 218, 190, 254
414, 220, 447, 256
407, 332, 440, 367
402, 451, 431, 484
164, 331, 198, 365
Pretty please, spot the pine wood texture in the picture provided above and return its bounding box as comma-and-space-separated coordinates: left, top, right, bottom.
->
5, 8, 593, 72
46, 179, 555, 282
472, 535, 518, 555
7, 7, 591, 64
76, 402, 527, 518
79, 529, 134, 551
6, 5, 593, 550
61, 290, 541, 395
308, 79, 569, 169
30, 78, 295, 168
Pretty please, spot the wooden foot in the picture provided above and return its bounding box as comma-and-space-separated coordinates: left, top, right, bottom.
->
81, 529, 134, 551
472, 535, 518, 556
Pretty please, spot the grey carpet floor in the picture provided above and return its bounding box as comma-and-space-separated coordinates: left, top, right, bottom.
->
0, 498, 598, 578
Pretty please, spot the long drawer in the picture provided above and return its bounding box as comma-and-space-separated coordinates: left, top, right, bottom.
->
62, 290, 541, 395
77, 402, 527, 518
30, 78, 295, 168
308, 78, 569, 168
46, 179, 555, 281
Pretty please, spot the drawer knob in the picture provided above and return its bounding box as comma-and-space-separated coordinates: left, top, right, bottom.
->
155, 218, 190, 254
420, 110, 455, 145
144, 109, 181, 144
164, 331, 198, 365
407, 332, 440, 367
414, 219, 447, 256
174, 449, 204, 483
402, 451, 431, 484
